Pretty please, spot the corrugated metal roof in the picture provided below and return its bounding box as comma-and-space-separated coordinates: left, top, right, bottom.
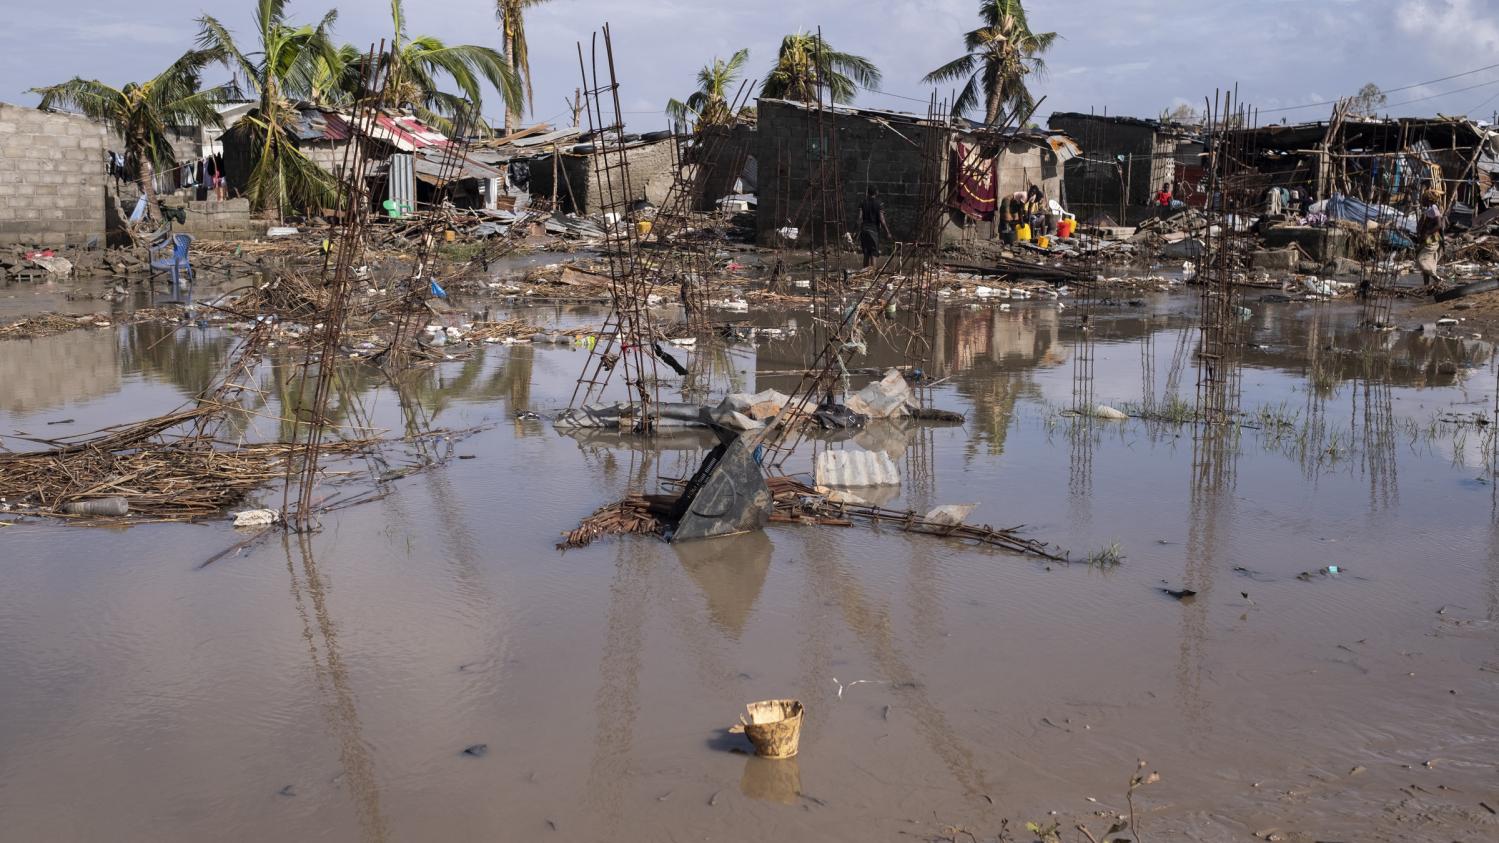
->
291, 107, 352, 142
510, 128, 583, 148
415, 149, 502, 183
366, 112, 451, 152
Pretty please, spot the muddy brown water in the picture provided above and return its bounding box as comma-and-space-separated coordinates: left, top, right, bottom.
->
2, 286, 1499, 842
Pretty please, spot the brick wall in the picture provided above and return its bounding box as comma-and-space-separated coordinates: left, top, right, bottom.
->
691, 124, 756, 211
159, 197, 261, 241
529, 138, 680, 215
1047, 114, 1191, 226
755, 100, 946, 247
0, 103, 109, 247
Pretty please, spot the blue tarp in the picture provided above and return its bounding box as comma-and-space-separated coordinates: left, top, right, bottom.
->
1325, 193, 1415, 234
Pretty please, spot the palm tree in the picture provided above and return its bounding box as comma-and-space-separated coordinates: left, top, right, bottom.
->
385, 0, 522, 134
760, 32, 880, 105
197, 0, 341, 216
31, 50, 229, 221
924, 0, 1058, 126
496, 0, 553, 133
311, 43, 369, 107
666, 49, 750, 130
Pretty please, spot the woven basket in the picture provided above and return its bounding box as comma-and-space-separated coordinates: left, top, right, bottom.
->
738, 699, 804, 759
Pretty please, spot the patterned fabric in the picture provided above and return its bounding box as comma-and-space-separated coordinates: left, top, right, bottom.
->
949, 141, 998, 221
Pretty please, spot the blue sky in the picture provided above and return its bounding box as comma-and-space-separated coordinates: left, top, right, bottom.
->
3, 0, 1498, 129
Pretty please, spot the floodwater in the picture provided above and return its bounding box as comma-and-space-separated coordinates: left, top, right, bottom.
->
3, 285, 1499, 843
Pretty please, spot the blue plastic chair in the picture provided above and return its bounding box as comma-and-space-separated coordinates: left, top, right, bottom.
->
149, 233, 195, 289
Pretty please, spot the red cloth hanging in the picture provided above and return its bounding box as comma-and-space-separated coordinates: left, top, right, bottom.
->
949, 141, 999, 221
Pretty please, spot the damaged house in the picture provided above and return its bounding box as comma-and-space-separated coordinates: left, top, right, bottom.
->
220, 104, 504, 215
1214, 116, 1498, 218
504, 129, 681, 215
1205, 116, 1499, 262
1046, 112, 1203, 227
754, 98, 1078, 247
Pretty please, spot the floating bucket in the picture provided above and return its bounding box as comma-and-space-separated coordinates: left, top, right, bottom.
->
733, 699, 804, 759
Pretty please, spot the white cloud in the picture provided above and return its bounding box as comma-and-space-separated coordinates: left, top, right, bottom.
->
1397, 0, 1499, 56
4, 0, 1499, 125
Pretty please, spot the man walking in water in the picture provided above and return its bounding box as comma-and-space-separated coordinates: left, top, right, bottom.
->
859, 187, 892, 269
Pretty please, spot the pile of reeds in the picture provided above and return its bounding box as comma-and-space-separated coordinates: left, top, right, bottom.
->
557, 494, 664, 549
765, 477, 1064, 560
465, 320, 593, 343
1455, 236, 1499, 263
0, 313, 109, 340
555, 476, 1062, 560
0, 409, 370, 521
237, 272, 335, 322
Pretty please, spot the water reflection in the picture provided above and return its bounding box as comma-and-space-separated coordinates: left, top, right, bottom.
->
1356, 379, 1400, 511
0, 330, 122, 415
739, 755, 800, 804
122, 322, 235, 399
282, 533, 390, 843
584, 538, 652, 818
799, 537, 995, 802
673, 531, 772, 639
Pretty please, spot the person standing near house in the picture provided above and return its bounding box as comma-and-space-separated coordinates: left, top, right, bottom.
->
1000, 192, 1023, 244
1415, 187, 1447, 293
1024, 185, 1046, 230
858, 187, 892, 269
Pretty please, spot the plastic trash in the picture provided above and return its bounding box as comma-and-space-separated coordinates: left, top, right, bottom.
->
925, 504, 977, 526
1090, 405, 1129, 420
717, 389, 792, 420
233, 509, 280, 527
60, 498, 129, 517
845, 369, 915, 420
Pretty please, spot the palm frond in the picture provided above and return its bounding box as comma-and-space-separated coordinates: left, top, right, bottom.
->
30, 79, 124, 120
924, 54, 978, 85
196, 15, 257, 90
665, 97, 697, 127
951, 74, 981, 121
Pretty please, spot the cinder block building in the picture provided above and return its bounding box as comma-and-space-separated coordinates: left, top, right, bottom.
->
1046, 112, 1202, 226
754, 98, 1077, 247
0, 102, 109, 247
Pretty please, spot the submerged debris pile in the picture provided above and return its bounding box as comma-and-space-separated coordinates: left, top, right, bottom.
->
0, 313, 113, 340
558, 475, 1063, 560
0, 409, 352, 520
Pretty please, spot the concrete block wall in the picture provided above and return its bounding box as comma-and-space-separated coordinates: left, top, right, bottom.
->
1048, 114, 1165, 226
755, 100, 945, 247
583, 140, 678, 215
528, 139, 681, 215
0, 103, 109, 247
691, 124, 756, 211
160, 197, 261, 242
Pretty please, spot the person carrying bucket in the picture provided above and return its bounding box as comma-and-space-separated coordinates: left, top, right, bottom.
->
1415, 187, 1447, 294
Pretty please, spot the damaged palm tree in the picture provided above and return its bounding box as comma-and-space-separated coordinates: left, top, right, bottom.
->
31, 50, 232, 224
197, 0, 340, 217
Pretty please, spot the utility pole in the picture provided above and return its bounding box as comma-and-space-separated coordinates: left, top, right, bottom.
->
567, 88, 583, 128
